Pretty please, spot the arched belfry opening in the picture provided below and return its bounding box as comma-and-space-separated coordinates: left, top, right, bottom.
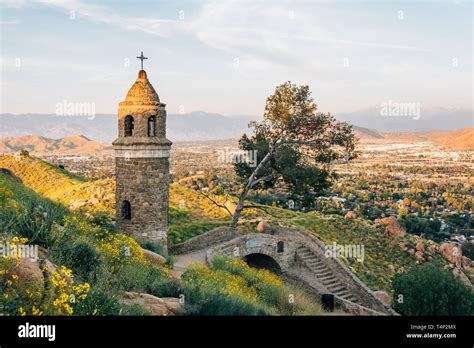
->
148, 116, 156, 137
122, 200, 131, 220
124, 115, 134, 136
243, 253, 282, 274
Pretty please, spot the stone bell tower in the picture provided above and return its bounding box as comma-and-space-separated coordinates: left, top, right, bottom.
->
113, 53, 171, 247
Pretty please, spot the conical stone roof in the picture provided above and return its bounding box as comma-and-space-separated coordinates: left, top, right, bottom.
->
121, 70, 160, 106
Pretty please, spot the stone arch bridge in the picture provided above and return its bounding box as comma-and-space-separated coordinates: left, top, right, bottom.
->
170, 226, 396, 315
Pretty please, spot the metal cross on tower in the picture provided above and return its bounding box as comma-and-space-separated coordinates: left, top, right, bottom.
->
136, 51, 148, 70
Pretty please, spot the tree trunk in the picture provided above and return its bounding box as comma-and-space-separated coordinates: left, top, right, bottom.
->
230, 145, 276, 229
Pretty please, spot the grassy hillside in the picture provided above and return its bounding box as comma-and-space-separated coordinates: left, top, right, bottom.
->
0, 154, 331, 316
0, 169, 165, 315
0, 154, 466, 297
290, 213, 446, 290
0, 134, 111, 154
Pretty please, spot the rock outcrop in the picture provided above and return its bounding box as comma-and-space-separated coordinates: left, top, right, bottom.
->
12, 258, 44, 294
373, 291, 392, 306
439, 242, 462, 267
344, 211, 356, 219
377, 217, 406, 238
142, 248, 167, 266
123, 292, 182, 316
256, 220, 271, 233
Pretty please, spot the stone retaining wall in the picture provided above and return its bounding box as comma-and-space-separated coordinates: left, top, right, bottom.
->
170, 226, 244, 254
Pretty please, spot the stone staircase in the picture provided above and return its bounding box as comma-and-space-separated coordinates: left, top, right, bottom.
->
296, 245, 359, 303
180, 226, 395, 314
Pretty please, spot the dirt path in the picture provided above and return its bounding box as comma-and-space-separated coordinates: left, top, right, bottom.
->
171, 249, 207, 279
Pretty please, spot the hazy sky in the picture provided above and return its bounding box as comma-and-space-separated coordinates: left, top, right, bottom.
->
0, 0, 472, 116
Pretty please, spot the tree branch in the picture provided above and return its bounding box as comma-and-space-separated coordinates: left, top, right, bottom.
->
249, 174, 275, 188
196, 189, 232, 216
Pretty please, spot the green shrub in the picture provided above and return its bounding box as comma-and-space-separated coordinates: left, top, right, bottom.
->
74, 287, 122, 316
0, 173, 68, 247
168, 221, 227, 245
392, 264, 474, 315
149, 279, 183, 298
182, 284, 273, 316
51, 238, 101, 282
462, 242, 474, 260
120, 303, 151, 316
113, 261, 168, 294
211, 256, 283, 296
141, 241, 168, 257
86, 211, 115, 231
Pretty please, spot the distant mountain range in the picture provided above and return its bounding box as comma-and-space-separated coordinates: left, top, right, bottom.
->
354, 127, 474, 150
0, 111, 257, 143
1, 107, 471, 143
0, 109, 472, 151
336, 106, 472, 132
0, 127, 472, 155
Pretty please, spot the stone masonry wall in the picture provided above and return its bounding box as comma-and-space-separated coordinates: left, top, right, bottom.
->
115, 156, 169, 245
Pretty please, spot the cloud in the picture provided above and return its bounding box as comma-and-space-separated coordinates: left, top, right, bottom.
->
0, 19, 21, 25
24, 0, 432, 71
1, 0, 27, 8
33, 0, 183, 38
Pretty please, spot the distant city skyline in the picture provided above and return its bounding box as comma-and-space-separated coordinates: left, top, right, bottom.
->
0, 0, 472, 116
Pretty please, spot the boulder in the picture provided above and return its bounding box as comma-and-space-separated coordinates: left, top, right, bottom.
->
462, 256, 472, 269
373, 291, 392, 306
256, 221, 271, 233
378, 217, 406, 238
345, 211, 356, 219
12, 258, 44, 294
452, 268, 473, 288
398, 242, 408, 251
38, 246, 49, 259
445, 263, 455, 270
415, 251, 424, 261
387, 264, 395, 274
415, 242, 425, 253
439, 243, 462, 267
123, 292, 182, 315
427, 243, 438, 254
142, 248, 167, 266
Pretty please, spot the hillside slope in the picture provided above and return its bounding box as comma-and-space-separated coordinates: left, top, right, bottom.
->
0, 134, 111, 154
426, 128, 474, 150
1, 154, 468, 295
0, 164, 331, 316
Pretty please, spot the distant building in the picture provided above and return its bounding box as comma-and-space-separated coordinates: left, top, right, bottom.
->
451, 235, 467, 243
